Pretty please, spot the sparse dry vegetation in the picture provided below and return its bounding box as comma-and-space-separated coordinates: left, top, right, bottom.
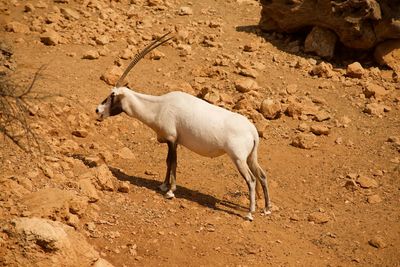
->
0, 67, 44, 152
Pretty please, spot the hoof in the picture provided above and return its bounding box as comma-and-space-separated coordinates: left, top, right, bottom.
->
261, 209, 272, 216
164, 191, 175, 199
245, 213, 254, 221
159, 183, 169, 192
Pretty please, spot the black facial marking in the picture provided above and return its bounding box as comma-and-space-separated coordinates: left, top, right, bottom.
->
110, 103, 123, 116
101, 97, 108, 105
109, 93, 123, 116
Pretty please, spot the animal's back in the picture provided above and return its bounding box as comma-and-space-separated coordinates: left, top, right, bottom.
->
160, 92, 258, 157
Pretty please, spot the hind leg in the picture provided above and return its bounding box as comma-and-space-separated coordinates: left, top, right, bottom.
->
249, 163, 271, 214
233, 158, 257, 221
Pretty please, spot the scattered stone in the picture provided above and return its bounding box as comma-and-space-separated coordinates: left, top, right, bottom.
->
93, 258, 115, 267
107, 231, 121, 239
4, 22, 29, 33
260, 99, 282, 120
11, 217, 107, 266
41, 166, 54, 179
99, 151, 114, 163
40, 30, 62, 46
310, 125, 330, 135
243, 43, 259, 52
67, 52, 77, 57
253, 117, 269, 138
24, 3, 35, 12
118, 181, 130, 193
339, 116, 351, 127
78, 178, 100, 202
120, 48, 134, 60
201, 88, 221, 104
96, 36, 110, 45
286, 84, 298, 94
364, 103, 385, 116
295, 58, 310, 69
290, 214, 300, 221
118, 147, 135, 160
72, 129, 89, 138
69, 197, 88, 217
387, 136, 399, 143
235, 78, 260, 93
298, 122, 310, 132
98, 47, 109, 57
45, 12, 63, 24
372, 169, 384, 177
66, 213, 80, 228
304, 26, 337, 58
335, 137, 343, 144
95, 165, 115, 191
314, 111, 331, 122
346, 62, 365, 78
374, 39, 400, 73
308, 212, 329, 224
356, 175, 378, 188
101, 66, 123, 86
136, 18, 153, 29
310, 62, 335, 78
362, 82, 388, 99
178, 6, 193, 15
60, 7, 80, 20
149, 50, 165, 60
82, 50, 99, 60
239, 68, 258, 78
368, 236, 387, 249
291, 133, 316, 149
177, 44, 192, 56
220, 92, 234, 105
285, 97, 319, 119
35, 1, 48, 8
367, 194, 382, 204
164, 80, 195, 95
86, 222, 96, 232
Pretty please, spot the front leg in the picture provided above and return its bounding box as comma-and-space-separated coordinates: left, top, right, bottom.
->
161, 141, 177, 199
159, 148, 171, 193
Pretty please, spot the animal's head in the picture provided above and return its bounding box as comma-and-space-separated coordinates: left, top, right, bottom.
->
95, 88, 124, 121
96, 31, 173, 121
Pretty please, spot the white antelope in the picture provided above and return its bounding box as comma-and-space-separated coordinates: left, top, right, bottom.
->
96, 32, 271, 221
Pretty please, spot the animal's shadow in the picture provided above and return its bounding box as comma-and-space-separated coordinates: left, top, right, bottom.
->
109, 166, 248, 219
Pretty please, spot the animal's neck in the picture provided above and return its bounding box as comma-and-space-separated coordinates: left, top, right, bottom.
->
121, 88, 161, 128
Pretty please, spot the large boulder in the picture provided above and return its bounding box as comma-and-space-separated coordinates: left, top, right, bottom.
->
259, 0, 400, 52
374, 39, 400, 74
2, 217, 114, 267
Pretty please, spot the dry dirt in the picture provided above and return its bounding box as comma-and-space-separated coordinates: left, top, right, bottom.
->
1, 0, 400, 266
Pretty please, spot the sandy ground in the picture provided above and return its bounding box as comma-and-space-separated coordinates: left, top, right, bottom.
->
1, 0, 399, 266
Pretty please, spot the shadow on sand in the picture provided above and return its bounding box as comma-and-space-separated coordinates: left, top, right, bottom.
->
236, 24, 377, 67
109, 166, 248, 219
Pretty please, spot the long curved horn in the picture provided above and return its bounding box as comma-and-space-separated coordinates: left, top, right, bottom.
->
115, 32, 173, 87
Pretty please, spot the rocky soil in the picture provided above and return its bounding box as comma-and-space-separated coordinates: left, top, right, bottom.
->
1, 0, 399, 266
